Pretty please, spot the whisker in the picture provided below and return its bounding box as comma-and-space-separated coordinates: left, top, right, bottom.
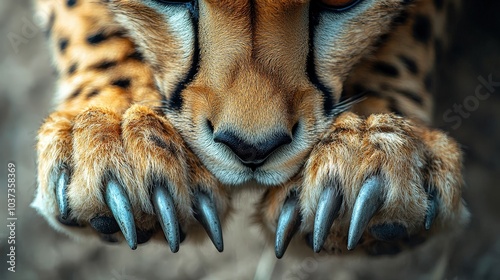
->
331, 92, 367, 116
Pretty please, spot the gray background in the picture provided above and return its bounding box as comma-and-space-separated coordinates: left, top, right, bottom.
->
0, 0, 499, 279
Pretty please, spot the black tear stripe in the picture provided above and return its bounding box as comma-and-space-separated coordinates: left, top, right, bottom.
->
165, 1, 200, 112
307, 4, 336, 118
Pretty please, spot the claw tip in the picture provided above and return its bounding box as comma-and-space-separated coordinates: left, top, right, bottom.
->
275, 247, 285, 259
126, 237, 138, 250
193, 191, 224, 253
215, 243, 224, 253
347, 241, 356, 251
313, 244, 322, 254
169, 244, 180, 253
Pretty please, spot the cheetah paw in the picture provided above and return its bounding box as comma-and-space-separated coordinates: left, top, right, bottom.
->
258, 113, 469, 258
32, 105, 229, 252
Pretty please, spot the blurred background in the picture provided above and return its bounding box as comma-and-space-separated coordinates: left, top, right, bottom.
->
0, 0, 498, 279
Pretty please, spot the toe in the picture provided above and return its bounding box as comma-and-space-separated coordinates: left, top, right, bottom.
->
90, 216, 120, 234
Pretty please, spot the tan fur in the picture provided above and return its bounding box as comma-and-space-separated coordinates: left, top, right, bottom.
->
33, 0, 468, 256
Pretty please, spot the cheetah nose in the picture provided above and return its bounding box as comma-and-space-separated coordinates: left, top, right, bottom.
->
214, 131, 292, 168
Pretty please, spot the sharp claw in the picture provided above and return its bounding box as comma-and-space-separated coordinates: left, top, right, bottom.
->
348, 176, 384, 251
425, 189, 438, 230
193, 191, 224, 252
56, 167, 70, 220
152, 185, 180, 253
275, 193, 301, 259
313, 186, 342, 253
105, 180, 137, 250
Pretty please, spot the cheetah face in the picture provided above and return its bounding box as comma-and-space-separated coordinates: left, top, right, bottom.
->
107, 0, 407, 185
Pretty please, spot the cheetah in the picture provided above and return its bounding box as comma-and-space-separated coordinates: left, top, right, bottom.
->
32, 0, 469, 258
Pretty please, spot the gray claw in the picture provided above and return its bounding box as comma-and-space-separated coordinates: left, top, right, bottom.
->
275, 193, 301, 259
105, 180, 137, 250
152, 185, 180, 253
313, 186, 342, 253
56, 167, 70, 220
193, 191, 223, 252
347, 176, 384, 251
425, 189, 438, 230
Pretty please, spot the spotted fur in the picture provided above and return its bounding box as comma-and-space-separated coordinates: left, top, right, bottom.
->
33, 0, 468, 255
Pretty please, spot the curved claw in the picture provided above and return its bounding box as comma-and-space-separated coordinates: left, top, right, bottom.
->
275, 193, 301, 259
56, 167, 70, 220
347, 176, 384, 250
193, 191, 223, 252
425, 189, 438, 230
105, 180, 137, 250
313, 186, 342, 253
152, 185, 180, 253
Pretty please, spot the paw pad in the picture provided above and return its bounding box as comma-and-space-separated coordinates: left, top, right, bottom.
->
369, 223, 407, 242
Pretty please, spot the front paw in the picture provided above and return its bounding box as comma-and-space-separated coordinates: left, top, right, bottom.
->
258, 113, 470, 258
32, 105, 230, 252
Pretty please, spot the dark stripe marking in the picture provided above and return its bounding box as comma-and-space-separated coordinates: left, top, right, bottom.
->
398, 55, 419, 74
128, 50, 145, 62
413, 15, 432, 44
93, 60, 118, 70
69, 88, 82, 99
392, 10, 410, 26
112, 78, 131, 89
68, 63, 77, 75
86, 89, 100, 99
87, 30, 121, 45
59, 38, 69, 53
373, 33, 390, 49
388, 97, 404, 116
373, 62, 400, 77
394, 89, 424, 105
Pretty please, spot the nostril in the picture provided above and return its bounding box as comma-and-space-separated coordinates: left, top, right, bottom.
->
214, 131, 292, 166
291, 121, 300, 137
206, 119, 214, 134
